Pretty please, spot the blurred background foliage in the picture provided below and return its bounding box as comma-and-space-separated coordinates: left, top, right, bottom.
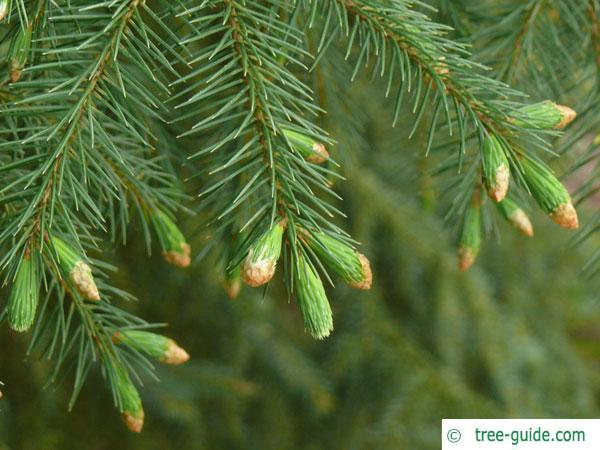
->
2, 0, 600, 449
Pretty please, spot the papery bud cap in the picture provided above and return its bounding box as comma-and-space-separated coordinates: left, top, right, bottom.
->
123, 410, 144, 434
550, 202, 578, 229
349, 253, 372, 290
509, 209, 534, 237
161, 339, 190, 365
554, 105, 577, 130
458, 246, 477, 272
242, 258, 276, 287
307, 142, 330, 164
71, 260, 100, 301
163, 242, 191, 268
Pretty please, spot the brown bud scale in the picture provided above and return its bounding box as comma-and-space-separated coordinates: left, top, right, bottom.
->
163, 242, 191, 268
160, 339, 190, 365
241, 255, 276, 287
489, 164, 509, 202
509, 209, 534, 237
550, 202, 579, 229
458, 247, 476, 272
349, 252, 372, 290
306, 143, 329, 164
123, 410, 144, 433
70, 261, 100, 301
555, 105, 576, 130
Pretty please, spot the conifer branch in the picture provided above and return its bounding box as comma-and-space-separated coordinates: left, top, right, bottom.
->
331, 0, 546, 141
1, 0, 597, 433
173, 0, 357, 292
0, 0, 188, 432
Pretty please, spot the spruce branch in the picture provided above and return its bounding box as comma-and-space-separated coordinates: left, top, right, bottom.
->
0, 0, 174, 256
326, 0, 552, 141
1, 0, 597, 434
309, 0, 580, 268
0, 0, 190, 431
174, 0, 363, 301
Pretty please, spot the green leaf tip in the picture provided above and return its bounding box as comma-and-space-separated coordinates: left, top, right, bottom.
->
295, 256, 333, 340
7, 251, 40, 333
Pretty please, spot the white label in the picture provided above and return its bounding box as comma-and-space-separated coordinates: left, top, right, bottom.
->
442, 419, 600, 449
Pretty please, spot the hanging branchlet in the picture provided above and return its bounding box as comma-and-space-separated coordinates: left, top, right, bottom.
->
481, 134, 510, 202
113, 330, 190, 366
295, 256, 334, 340
6, 250, 40, 332
7, 23, 32, 82
282, 128, 330, 164
115, 368, 144, 433
241, 220, 286, 287
151, 210, 191, 268
0, 0, 201, 432
0, 0, 10, 21
496, 198, 534, 237
458, 192, 482, 272
302, 230, 372, 289
513, 101, 577, 130
51, 237, 100, 301
520, 158, 579, 229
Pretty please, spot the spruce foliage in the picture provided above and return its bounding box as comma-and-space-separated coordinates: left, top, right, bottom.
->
0, 0, 599, 436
